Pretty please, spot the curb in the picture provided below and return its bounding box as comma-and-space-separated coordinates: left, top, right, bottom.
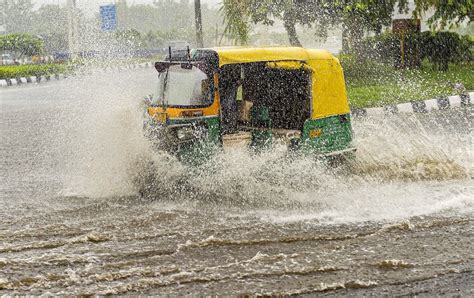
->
0, 62, 154, 88
351, 93, 472, 118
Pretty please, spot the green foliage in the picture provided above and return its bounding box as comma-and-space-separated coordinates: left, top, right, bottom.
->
353, 33, 398, 65
221, 0, 472, 49
339, 54, 397, 84
1, 0, 35, 33
220, 1, 403, 46
409, 0, 473, 29
220, 0, 253, 45
0, 33, 44, 59
0, 64, 70, 80
32, 4, 68, 36
2, 0, 222, 54
460, 35, 474, 61
41, 33, 68, 54
355, 31, 473, 71
31, 4, 68, 53
420, 31, 472, 70
114, 0, 219, 46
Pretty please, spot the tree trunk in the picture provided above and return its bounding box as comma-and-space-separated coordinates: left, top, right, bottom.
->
342, 25, 350, 54
194, 0, 204, 48
283, 10, 302, 47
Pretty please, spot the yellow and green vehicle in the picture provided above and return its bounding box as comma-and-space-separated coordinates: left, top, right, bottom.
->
143, 47, 355, 162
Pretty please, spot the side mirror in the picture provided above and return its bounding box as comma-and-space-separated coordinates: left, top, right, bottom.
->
155, 62, 169, 73
143, 94, 153, 106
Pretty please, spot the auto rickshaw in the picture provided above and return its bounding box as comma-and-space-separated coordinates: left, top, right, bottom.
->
143, 47, 355, 162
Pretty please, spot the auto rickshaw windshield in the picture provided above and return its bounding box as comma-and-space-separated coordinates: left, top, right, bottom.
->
152, 64, 213, 107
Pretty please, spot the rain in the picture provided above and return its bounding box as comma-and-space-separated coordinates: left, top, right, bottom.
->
1, 0, 473, 295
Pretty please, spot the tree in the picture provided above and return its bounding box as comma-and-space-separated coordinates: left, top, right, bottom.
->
31, 5, 68, 36
220, 0, 253, 45
0, 33, 44, 59
333, 1, 400, 52
221, 0, 472, 49
421, 31, 469, 71
30, 5, 69, 54
1, 0, 34, 33
113, 0, 218, 46
407, 0, 473, 29
220, 0, 400, 47
220, 0, 312, 46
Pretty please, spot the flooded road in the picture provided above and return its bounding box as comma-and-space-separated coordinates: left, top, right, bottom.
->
1, 70, 473, 295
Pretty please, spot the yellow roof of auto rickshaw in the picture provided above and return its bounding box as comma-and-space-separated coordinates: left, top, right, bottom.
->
211, 47, 336, 67
209, 46, 350, 120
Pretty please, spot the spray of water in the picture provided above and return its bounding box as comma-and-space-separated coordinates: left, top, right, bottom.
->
58, 72, 153, 198
55, 70, 472, 224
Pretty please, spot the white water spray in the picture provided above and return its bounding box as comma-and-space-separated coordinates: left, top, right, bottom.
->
47, 70, 473, 224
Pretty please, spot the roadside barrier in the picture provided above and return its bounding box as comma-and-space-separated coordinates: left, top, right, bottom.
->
0, 62, 154, 88
351, 93, 472, 117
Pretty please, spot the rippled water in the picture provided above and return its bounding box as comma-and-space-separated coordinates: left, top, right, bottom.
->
1, 70, 473, 295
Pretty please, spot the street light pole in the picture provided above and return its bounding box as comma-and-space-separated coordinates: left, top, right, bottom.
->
194, 0, 203, 48
67, 0, 79, 59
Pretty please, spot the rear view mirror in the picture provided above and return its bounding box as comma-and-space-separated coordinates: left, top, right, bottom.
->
155, 62, 169, 73
143, 94, 153, 106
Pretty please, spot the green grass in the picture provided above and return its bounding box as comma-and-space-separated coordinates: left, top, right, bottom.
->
0, 56, 159, 80
0, 63, 73, 80
341, 56, 474, 108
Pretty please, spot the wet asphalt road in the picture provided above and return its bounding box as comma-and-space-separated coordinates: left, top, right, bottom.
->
1, 70, 473, 295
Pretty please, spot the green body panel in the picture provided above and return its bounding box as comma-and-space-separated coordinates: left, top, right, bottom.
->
167, 116, 221, 144
251, 129, 273, 149
149, 114, 353, 162
250, 106, 272, 149
300, 114, 353, 154
167, 116, 221, 164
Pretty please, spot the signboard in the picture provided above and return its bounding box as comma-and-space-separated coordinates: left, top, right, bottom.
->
392, 19, 421, 69
100, 4, 117, 32
392, 19, 421, 34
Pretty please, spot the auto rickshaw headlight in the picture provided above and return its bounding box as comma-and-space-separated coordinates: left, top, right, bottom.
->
176, 127, 194, 141
309, 128, 322, 138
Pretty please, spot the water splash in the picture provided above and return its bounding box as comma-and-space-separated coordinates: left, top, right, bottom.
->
47, 70, 473, 224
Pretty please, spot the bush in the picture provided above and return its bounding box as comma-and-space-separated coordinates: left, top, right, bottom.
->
0, 64, 70, 80
420, 31, 471, 71
355, 31, 473, 71
0, 33, 44, 59
458, 35, 473, 63
339, 54, 396, 85
355, 32, 399, 65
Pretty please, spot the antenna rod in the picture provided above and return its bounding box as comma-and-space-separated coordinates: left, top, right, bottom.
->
168, 46, 172, 62
187, 46, 191, 62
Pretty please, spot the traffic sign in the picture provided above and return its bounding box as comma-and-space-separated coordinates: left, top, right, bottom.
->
100, 4, 117, 32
